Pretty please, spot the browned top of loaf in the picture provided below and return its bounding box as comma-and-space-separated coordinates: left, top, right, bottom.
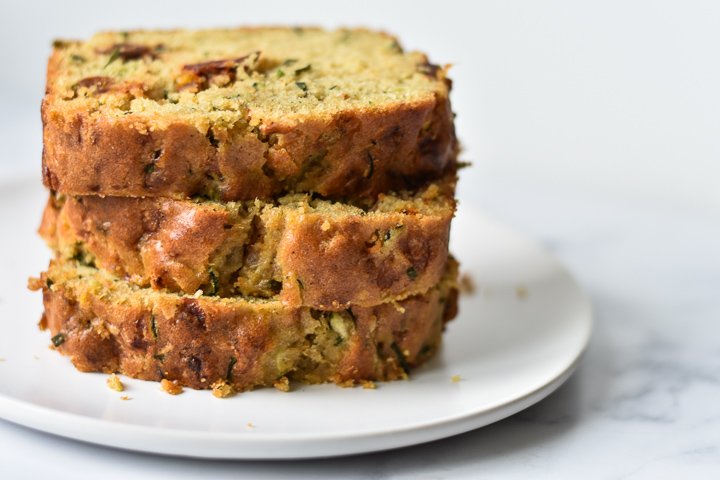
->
42, 27, 457, 201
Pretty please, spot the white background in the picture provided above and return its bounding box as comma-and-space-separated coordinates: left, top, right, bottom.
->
1, 2, 719, 479
1, 0, 719, 209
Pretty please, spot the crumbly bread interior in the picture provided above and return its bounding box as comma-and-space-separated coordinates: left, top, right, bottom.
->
33, 257, 457, 390
48, 28, 449, 132
41, 256, 458, 311
36, 26, 461, 392
42, 177, 455, 301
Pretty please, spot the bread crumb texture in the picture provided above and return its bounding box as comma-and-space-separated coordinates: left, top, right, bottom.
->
34, 27, 462, 396
211, 380, 235, 398
273, 376, 290, 392
36, 258, 458, 391
48, 28, 447, 130
39, 177, 455, 307
42, 27, 457, 202
160, 378, 184, 395
107, 373, 124, 391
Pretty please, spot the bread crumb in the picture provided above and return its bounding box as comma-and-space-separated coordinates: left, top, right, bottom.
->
120, 395, 131, 401
133, 121, 149, 135
420, 183, 440, 201
361, 380, 376, 389
160, 379, 183, 395
0, 357, 5, 362
392, 302, 406, 314
451, 374, 462, 383
91, 318, 112, 339
516, 286, 528, 300
273, 376, 290, 392
212, 380, 235, 398
247, 422, 255, 429
459, 273, 476, 295
107, 374, 124, 392
27, 276, 44, 291
320, 219, 331, 231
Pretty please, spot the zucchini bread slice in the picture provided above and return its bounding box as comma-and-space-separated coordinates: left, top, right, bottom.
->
30, 258, 458, 392
43, 27, 457, 201
40, 178, 455, 309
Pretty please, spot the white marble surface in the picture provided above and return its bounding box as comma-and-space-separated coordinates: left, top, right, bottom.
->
1, 173, 718, 479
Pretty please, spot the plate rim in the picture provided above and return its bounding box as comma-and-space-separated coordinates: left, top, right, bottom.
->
0, 176, 593, 458
0, 349, 587, 459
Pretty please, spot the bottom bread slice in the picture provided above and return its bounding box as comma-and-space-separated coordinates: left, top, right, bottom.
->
31, 259, 458, 392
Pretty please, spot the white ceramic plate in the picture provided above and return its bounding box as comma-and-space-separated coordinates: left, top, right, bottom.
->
0, 177, 591, 459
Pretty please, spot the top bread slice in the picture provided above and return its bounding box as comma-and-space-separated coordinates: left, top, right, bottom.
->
43, 27, 457, 201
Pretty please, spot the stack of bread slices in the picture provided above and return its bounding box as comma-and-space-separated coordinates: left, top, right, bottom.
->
31, 27, 460, 394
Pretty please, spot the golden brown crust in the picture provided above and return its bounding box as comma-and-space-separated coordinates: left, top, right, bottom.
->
40, 181, 454, 309
41, 27, 457, 201
35, 28, 462, 394
37, 260, 458, 391
41, 95, 456, 201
